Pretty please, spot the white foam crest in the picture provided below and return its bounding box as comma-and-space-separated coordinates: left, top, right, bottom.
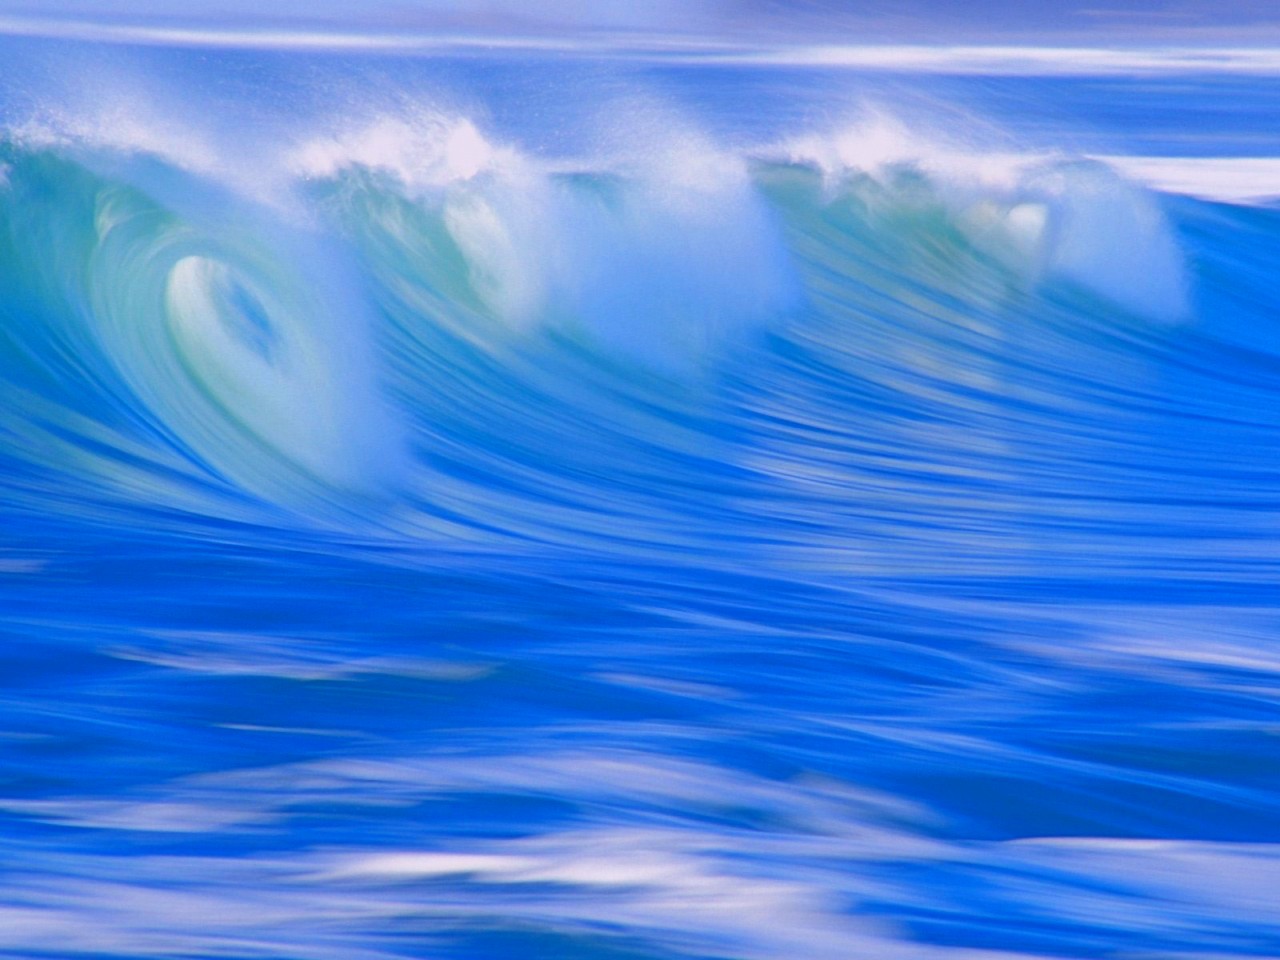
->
10, 90, 522, 212
780, 109, 1035, 195
786, 110, 934, 182
291, 112, 523, 191
13, 107, 221, 179
8, 100, 296, 212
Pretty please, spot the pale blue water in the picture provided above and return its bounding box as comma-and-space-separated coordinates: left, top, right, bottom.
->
2, 34, 1280, 960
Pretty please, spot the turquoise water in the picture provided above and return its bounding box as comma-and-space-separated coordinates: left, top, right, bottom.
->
2, 36, 1280, 959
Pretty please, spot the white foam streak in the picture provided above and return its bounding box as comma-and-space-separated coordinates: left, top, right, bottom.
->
0, 798, 272, 832
697, 44, 1280, 77
1103, 155, 1280, 203
0, 15, 595, 53
5, 740, 1271, 959
4, 17, 1280, 79
319, 828, 888, 959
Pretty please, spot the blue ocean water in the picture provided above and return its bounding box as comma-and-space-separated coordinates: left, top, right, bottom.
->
2, 31, 1280, 959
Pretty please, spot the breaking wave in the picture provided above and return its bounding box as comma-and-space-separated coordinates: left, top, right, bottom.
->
0, 109, 1205, 545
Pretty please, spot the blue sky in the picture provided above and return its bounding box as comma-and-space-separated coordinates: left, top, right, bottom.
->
0, 0, 1277, 44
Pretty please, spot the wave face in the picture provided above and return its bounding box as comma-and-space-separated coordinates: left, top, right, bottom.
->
4, 38, 1280, 960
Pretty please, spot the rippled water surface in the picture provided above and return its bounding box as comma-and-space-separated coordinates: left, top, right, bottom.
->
2, 35, 1280, 959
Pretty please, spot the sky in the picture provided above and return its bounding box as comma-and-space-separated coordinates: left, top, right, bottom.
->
0, 0, 1278, 46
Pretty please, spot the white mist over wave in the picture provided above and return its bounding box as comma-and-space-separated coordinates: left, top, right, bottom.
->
6, 82, 299, 212
292, 113, 520, 190
1019, 161, 1190, 321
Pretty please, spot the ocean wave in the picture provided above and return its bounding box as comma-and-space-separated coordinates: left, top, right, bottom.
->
0, 109, 1210, 541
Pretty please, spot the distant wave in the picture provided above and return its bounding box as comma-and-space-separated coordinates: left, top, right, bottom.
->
5, 14, 1280, 77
